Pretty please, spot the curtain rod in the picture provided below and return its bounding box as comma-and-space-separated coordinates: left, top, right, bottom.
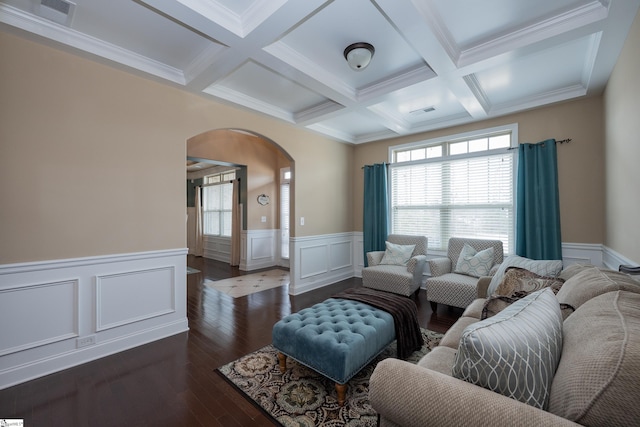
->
361, 162, 388, 169
508, 138, 572, 150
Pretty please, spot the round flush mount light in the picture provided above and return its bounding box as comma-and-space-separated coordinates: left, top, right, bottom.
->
344, 42, 375, 71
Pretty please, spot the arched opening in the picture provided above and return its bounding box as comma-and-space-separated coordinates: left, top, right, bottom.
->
186, 128, 294, 271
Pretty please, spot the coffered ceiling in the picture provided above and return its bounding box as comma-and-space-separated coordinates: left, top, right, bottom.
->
1, 0, 638, 144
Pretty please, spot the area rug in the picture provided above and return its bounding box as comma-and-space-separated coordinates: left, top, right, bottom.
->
216, 328, 443, 426
205, 269, 289, 298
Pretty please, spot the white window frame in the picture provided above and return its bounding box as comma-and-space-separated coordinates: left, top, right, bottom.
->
280, 167, 291, 260
202, 170, 236, 237
388, 123, 518, 254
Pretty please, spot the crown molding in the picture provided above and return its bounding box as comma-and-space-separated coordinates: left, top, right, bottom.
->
0, 3, 185, 85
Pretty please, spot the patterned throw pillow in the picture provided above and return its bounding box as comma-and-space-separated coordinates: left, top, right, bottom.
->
379, 241, 416, 265
452, 288, 563, 410
482, 267, 570, 319
454, 244, 494, 278
487, 255, 563, 296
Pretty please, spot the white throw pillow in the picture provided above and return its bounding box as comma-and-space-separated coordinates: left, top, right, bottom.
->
487, 255, 563, 296
379, 241, 415, 265
452, 288, 563, 409
454, 244, 494, 278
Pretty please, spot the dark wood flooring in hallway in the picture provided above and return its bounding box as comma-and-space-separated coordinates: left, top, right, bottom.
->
0, 256, 462, 426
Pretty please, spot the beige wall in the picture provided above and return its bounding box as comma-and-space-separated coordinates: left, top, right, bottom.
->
604, 10, 640, 263
0, 31, 353, 264
353, 96, 606, 247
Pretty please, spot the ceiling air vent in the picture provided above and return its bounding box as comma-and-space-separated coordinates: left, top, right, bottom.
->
38, 0, 76, 26
409, 106, 436, 115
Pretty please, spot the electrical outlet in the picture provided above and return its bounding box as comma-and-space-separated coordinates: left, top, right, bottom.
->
300, 217, 305, 226
76, 335, 97, 348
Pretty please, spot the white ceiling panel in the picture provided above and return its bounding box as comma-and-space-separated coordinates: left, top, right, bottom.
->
207, 61, 329, 115
431, 0, 590, 48
310, 111, 392, 142
71, 0, 216, 69
473, 35, 596, 108
2, 0, 638, 144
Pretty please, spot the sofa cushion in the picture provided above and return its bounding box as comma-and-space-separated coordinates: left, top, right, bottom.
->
452, 288, 563, 409
487, 255, 563, 296
454, 244, 494, 278
555, 266, 640, 315
549, 290, 640, 426
380, 241, 415, 265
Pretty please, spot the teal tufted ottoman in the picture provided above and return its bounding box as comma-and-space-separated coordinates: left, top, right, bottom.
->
272, 298, 395, 406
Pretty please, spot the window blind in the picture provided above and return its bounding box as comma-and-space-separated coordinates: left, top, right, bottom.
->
280, 183, 290, 259
202, 182, 233, 237
390, 151, 514, 253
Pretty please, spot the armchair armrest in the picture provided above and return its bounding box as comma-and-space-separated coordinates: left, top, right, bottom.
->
366, 251, 385, 266
406, 255, 426, 274
428, 257, 451, 277
370, 359, 578, 427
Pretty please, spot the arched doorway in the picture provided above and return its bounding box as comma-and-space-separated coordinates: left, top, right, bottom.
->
186, 128, 294, 271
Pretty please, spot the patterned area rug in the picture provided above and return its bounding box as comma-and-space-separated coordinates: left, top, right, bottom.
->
205, 269, 289, 298
216, 328, 443, 426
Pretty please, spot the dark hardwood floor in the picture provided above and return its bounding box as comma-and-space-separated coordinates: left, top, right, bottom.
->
0, 255, 463, 426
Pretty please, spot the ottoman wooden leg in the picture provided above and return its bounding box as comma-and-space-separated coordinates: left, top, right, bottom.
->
335, 383, 347, 407
277, 352, 287, 373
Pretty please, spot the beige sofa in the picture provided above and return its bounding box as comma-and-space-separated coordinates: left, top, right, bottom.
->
370, 264, 640, 427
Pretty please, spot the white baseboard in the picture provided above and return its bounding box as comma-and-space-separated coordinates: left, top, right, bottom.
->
0, 249, 188, 390
602, 245, 638, 270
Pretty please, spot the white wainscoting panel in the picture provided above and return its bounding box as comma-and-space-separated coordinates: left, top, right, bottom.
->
300, 244, 329, 278
330, 240, 353, 271
0, 280, 78, 357
96, 267, 175, 331
290, 233, 355, 295
0, 249, 188, 390
203, 235, 232, 263
241, 229, 277, 271
561, 243, 604, 267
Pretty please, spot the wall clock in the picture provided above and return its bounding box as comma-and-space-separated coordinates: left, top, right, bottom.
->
257, 194, 270, 205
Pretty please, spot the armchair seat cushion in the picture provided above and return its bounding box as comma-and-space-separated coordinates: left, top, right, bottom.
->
427, 273, 480, 309
362, 265, 414, 296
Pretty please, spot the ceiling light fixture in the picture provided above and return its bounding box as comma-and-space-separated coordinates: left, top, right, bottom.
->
344, 42, 375, 71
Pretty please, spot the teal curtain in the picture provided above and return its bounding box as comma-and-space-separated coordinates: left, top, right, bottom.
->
363, 163, 389, 266
516, 140, 562, 260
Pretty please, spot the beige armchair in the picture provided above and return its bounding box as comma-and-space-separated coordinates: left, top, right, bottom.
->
426, 237, 503, 310
362, 234, 428, 297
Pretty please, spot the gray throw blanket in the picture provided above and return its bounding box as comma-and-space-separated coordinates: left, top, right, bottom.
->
333, 287, 423, 359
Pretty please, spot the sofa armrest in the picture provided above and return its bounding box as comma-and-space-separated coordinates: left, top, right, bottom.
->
477, 276, 492, 298
370, 359, 578, 427
366, 251, 385, 266
428, 257, 451, 277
